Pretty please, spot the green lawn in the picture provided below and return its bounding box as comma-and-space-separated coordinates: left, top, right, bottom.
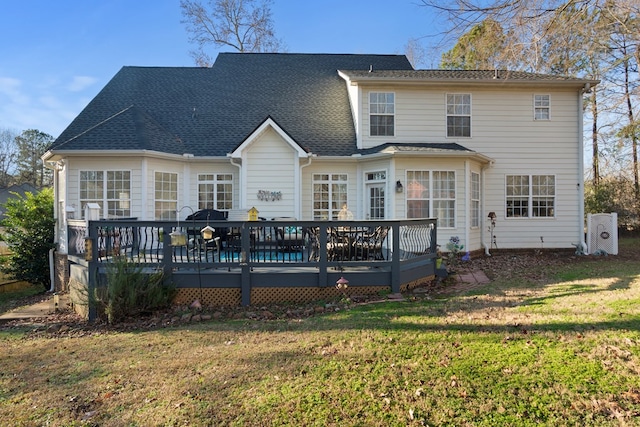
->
1, 239, 639, 426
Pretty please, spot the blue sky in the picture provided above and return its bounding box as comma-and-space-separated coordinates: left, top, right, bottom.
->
0, 1, 446, 138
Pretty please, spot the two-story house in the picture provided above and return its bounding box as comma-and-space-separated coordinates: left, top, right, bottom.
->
43, 53, 596, 264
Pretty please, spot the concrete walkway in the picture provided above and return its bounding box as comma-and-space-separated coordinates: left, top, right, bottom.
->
0, 293, 70, 322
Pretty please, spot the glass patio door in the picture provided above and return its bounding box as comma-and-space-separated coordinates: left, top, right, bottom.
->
365, 171, 386, 220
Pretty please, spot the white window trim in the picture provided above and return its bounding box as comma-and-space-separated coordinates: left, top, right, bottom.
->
405, 170, 456, 229
533, 94, 551, 121
471, 171, 480, 228
505, 174, 556, 219
197, 173, 234, 211
154, 171, 179, 220
445, 93, 472, 138
79, 169, 132, 219
312, 173, 349, 220
369, 91, 395, 137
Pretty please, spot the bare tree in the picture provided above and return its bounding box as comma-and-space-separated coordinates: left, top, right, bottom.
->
180, 0, 285, 66
0, 128, 18, 188
404, 38, 428, 69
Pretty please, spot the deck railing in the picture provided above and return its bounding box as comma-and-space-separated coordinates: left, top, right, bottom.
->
67, 218, 437, 315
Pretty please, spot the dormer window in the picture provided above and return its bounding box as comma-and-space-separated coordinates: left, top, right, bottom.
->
369, 92, 395, 136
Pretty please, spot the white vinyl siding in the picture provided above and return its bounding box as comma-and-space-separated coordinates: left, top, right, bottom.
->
244, 127, 298, 219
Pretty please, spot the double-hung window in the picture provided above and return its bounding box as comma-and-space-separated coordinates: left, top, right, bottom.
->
471, 172, 480, 227
506, 175, 555, 218
534, 94, 550, 120
312, 173, 348, 220
198, 173, 233, 211
154, 171, 178, 220
79, 170, 131, 219
369, 92, 394, 136
406, 170, 456, 228
446, 93, 471, 137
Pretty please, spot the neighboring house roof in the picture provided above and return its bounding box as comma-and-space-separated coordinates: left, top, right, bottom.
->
0, 183, 38, 220
49, 53, 413, 157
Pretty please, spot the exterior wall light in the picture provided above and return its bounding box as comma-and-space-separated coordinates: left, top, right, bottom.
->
396, 180, 403, 193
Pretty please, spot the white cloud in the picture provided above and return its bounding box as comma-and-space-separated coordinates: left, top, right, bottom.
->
67, 75, 98, 92
0, 76, 29, 105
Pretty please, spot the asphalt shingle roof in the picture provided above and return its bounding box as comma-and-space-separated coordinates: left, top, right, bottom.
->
50, 53, 413, 157
356, 142, 477, 156
340, 69, 595, 84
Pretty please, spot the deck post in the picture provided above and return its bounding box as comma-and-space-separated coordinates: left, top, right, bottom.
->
240, 222, 251, 306
87, 221, 98, 322
391, 223, 401, 293
318, 223, 328, 287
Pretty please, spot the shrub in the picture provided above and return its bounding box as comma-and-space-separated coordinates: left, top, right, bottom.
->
0, 188, 55, 290
95, 256, 175, 324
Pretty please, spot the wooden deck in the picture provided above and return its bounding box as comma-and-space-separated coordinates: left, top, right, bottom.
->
65, 218, 438, 318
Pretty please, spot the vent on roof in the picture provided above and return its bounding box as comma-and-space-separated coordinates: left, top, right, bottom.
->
369, 65, 373, 73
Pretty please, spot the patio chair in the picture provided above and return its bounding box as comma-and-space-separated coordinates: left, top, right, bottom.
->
353, 226, 389, 260
272, 217, 305, 252
306, 227, 320, 261
327, 227, 353, 261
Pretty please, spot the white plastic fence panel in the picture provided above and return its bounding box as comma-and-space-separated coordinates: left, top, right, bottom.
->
587, 213, 618, 255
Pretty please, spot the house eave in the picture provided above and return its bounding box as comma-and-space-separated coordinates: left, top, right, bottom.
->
339, 71, 599, 89
43, 149, 230, 161
317, 151, 494, 164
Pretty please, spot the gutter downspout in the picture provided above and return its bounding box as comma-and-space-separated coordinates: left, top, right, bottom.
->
464, 160, 470, 253
481, 160, 495, 256
299, 155, 314, 218
230, 156, 243, 208
578, 86, 588, 253
43, 159, 60, 292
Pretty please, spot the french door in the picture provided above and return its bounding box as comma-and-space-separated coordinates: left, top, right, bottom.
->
365, 171, 386, 220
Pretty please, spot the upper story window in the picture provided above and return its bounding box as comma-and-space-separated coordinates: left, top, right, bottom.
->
154, 171, 178, 220
313, 173, 348, 220
79, 170, 131, 219
369, 92, 395, 136
534, 94, 550, 120
506, 174, 555, 218
198, 173, 233, 211
446, 93, 471, 137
